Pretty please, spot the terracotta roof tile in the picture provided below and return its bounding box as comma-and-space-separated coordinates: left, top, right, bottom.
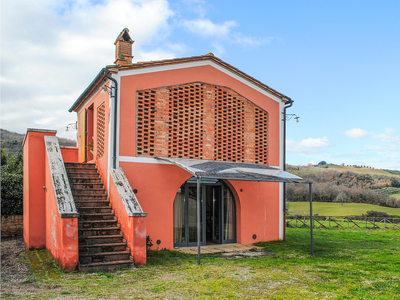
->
108, 55, 291, 102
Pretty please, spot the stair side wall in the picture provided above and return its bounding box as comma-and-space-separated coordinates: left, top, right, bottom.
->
61, 147, 79, 163
45, 149, 79, 271
109, 169, 147, 265
23, 129, 56, 249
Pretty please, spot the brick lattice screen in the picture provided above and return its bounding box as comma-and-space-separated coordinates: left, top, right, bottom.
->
136, 82, 269, 164
96, 102, 106, 158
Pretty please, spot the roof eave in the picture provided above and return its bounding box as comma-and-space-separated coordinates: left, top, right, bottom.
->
68, 68, 108, 112
114, 55, 292, 103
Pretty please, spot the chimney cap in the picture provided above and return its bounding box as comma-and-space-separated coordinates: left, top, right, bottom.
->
114, 28, 134, 45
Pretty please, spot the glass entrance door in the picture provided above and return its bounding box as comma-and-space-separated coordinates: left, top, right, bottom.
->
173, 179, 236, 247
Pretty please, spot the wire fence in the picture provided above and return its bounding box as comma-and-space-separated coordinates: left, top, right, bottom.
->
286, 215, 400, 230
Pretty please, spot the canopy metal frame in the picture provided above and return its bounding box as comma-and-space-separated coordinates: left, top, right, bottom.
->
156, 157, 314, 264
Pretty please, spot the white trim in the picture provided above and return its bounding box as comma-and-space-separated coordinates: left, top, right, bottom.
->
279, 101, 284, 170
118, 156, 283, 170
118, 156, 172, 164
117, 60, 283, 103
113, 73, 121, 169
279, 182, 284, 240
107, 79, 113, 193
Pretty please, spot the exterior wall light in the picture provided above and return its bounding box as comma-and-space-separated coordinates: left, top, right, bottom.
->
100, 86, 109, 95
65, 122, 77, 132
100, 85, 116, 96
286, 114, 300, 123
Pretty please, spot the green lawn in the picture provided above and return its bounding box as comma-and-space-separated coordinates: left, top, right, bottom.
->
288, 201, 400, 217
2, 229, 400, 299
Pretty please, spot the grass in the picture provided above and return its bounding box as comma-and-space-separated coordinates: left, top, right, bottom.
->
2, 229, 400, 299
288, 201, 400, 217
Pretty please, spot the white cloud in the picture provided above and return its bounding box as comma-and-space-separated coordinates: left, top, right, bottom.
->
345, 128, 370, 138
181, 19, 238, 38
373, 128, 399, 143
287, 137, 332, 154
1, 0, 272, 141
180, 18, 271, 49
299, 137, 332, 148
182, 0, 208, 18
1, 0, 176, 139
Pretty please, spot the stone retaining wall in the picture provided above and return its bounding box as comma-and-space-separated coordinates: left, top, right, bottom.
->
1, 215, 23, 238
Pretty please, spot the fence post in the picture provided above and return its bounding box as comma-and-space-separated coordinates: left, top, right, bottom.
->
384, 217, 386, 229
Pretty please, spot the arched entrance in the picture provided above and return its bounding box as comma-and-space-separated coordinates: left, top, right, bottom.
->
173, 178, 236, 247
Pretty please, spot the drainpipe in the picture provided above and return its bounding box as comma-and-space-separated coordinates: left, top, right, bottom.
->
283, 99, 293, 211
197, 175, 202, 265
104, 69, 118, 169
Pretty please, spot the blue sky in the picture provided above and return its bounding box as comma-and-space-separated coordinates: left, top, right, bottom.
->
1, 0, 399, 169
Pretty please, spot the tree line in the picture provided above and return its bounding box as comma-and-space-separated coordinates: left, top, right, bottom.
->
286, 167, 400, 208
1, 147, 23, 215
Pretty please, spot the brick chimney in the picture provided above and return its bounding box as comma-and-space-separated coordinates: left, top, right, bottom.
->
114, 28, 134, 65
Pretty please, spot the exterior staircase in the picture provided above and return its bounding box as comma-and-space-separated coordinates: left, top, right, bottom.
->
65, 162, 134, 272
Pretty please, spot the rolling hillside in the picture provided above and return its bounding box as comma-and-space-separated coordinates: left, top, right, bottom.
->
1, 129, 76, 154
326, 164, 399, 177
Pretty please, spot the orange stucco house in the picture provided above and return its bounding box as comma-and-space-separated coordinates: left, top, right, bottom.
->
23, 28, 307, 271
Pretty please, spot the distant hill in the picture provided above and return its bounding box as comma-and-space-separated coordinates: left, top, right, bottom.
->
1, 129, 76, 154
286, 163, 400, 208
288, 164, 400, 178
320, 164, 399, 177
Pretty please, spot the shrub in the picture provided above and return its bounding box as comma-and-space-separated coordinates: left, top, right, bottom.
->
1, 148, 23, 216
362, 210, 390, 218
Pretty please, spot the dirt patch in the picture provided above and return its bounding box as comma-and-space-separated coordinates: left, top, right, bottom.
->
1, 237, 30, 283
1, 237, 64, 298
217, 248, 275, 259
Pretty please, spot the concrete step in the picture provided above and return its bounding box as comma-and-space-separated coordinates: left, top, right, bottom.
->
71, 189, 106, 196
65, 163, 97, 169
74, 195, 108, 202
78, 207, 113, 214
66, 172, 100, 179
70, 183, 104, 189
68, 177, 103, 184
66, 167, 99, 173
71, 187, 105, 193
79, 213, 116, 221
79, 234, 124, 245
75, 201, 110, 208
79, 226, 121, 237
79, 219, 118, 229
79, 250, 132, 265
79, 242, 128, 254
79, 260, 134, 272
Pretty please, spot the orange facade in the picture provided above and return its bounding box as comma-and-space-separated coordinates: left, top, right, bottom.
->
74, 61, 285, 250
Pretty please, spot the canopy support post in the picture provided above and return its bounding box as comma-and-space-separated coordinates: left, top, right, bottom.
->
309, 182, 314, 256
197, 176, 201, 265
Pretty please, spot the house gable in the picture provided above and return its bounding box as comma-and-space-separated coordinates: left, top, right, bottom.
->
118, 62, 282, 167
